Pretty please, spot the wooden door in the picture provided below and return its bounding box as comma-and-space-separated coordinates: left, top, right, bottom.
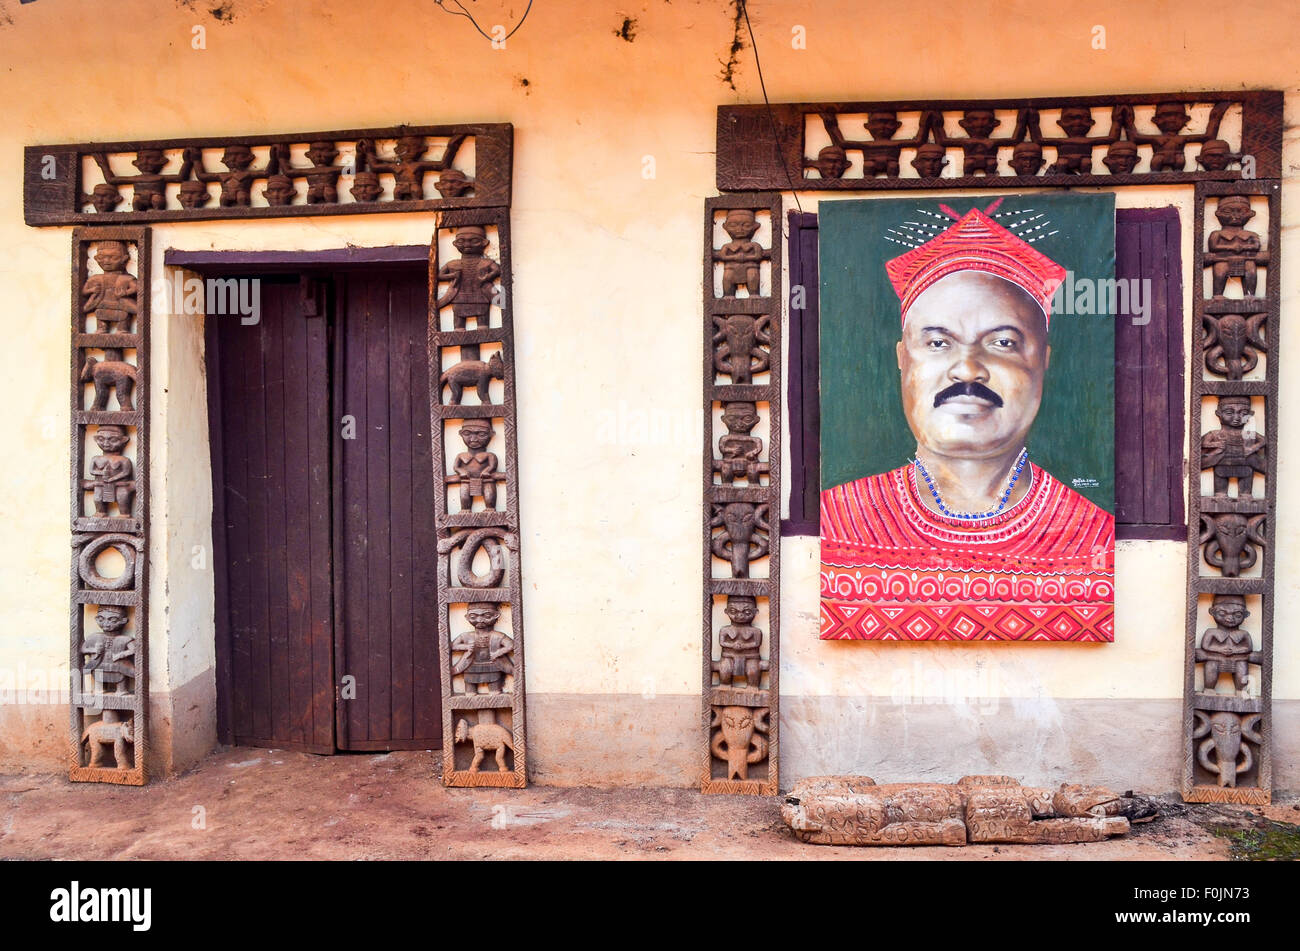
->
333, 270, 442, 750
208, 279, 336, 753
208, 267, 441, 753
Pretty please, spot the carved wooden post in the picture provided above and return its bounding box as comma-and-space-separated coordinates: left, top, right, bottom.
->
70, 226, 150, 785
430, 209, 527, 787
1182, 180, 1281, 803
703, 194, 782, 794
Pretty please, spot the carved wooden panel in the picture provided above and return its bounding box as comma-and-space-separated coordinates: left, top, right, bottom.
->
714, 91, 1283, 801
26, 123, 512, 225
70, 226, 150, 785
703, 194, 782, 795
1182, 181, 1280, 804
718, 92, 1281, 192
429, 209, 527, 787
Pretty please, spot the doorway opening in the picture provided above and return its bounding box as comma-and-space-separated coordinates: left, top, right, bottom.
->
205, 262, 440, 752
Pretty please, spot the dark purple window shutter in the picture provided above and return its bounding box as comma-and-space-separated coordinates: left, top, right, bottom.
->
784, 206, 1185, 541
1114, 207, 1185, 540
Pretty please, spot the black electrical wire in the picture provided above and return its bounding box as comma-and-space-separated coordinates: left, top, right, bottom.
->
739, 0, 803, 213
435, 0, 534, 43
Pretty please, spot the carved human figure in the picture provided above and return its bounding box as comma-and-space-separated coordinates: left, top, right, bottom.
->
435, 226, 501, 331
1193, 710, 1262, 788
450, 602, 514, 694
81, 709, 134, 769
358, 134, 466, 201
711, 706, 768, 781
84, 184, 124, 214
1102, 140, 1139, 175
1201, 396, 1265, 497
82, 240, 138, 335
716, 401, 764, 484
1201, 512, 1265, 578
1202, 312, 1265, 381
441, 351, 504, 405
93, 147, 195, 212
1008, 141, 1045, 176
1206, 196, 1263, 297
177, 180, 212, 209
435, 168, 475, 198
710, 501, 770, 578
715, 209, 768, 297
910, 143, 948, 179
185, 144, 274, 207
87, 425, 134, 517
452, 419, 499, 510
1038, 107, 1106, 174
261, 173, 297, 207
278, 140, 346, 204
81, 604, 136, 695
712, 314, 771, 384
804, 144, 849, 180
859, 112, 906, 177
350, 171, 383, 202
1199, 594, 1254, 694
1123, 101, 1229, 173
714, 596, 766, 688
929, 107, 1033, 176
455, 716, 513, 772
1197, 139, 1240, 172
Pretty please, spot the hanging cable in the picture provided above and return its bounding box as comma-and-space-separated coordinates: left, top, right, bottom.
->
434, 0, 534, 43
739, 0, 803, 213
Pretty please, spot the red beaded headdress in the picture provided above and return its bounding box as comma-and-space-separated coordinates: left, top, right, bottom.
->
885, 200, 1067, 328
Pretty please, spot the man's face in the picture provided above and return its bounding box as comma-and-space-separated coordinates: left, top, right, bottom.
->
896, 271, 1050, 459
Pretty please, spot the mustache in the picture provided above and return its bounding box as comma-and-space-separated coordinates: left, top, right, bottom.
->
933, 381, 1003, 408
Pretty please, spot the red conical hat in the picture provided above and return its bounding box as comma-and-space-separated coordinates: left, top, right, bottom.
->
886, 203, 1066, 328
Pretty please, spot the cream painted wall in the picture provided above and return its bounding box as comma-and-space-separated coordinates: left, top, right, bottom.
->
0, 0, 1297, 776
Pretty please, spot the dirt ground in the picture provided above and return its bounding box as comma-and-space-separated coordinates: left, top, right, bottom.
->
1, 746, 1297, 860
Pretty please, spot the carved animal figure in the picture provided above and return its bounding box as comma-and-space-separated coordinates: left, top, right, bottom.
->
81, 355, 137, 411
1203, 313, 1265, 381
1200, 512, 1265, 578
710, 502, 770, 578
81, 711, 134, 769
1193, 711, 1262, 788
441, 352, 504, 405
781, 775, 1134, 846
455, 718, 513, 773
710, 706, 768, 781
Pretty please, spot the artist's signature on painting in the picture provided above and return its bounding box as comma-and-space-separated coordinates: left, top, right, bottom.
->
1071, 477, 1100, 488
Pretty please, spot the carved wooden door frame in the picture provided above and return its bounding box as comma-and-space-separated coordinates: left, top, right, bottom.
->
28, 123, 526, 786
705, 92, 1283, 803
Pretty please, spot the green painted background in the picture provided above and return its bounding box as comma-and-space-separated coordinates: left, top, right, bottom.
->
818, 193, 1115, 513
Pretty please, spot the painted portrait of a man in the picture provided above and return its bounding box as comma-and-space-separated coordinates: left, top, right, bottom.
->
819, 196, 1116, 641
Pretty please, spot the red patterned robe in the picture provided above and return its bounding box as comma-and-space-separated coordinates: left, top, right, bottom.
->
820, 462, 1114, 641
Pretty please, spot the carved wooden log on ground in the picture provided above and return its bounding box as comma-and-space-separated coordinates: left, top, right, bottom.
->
781, 775, 1131, 846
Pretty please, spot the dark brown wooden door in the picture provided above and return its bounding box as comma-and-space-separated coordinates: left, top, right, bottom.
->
333, 271, 441, 750
208, 267, 440, 753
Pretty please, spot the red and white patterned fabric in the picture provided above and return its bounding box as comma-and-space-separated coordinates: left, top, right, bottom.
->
820, 463, 1115, 641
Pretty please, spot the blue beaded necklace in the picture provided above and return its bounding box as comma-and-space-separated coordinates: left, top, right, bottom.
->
912, 448, 1029, 521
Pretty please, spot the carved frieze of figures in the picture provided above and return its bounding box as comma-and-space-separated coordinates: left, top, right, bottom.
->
1201, 396, 1265, 497
1198, 595, 1257, 695
450, 602, 514, 694
714, 210, 769, 297
1193, 711, 1263, 788
710, 502, 770, 578
712, 314, 771, 384
1206, 196, 1267, 297
710, 706, 769, 781
782, 775, 1140, 846
1200, 512, 1266, 578
1203, 313, 1265, 380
